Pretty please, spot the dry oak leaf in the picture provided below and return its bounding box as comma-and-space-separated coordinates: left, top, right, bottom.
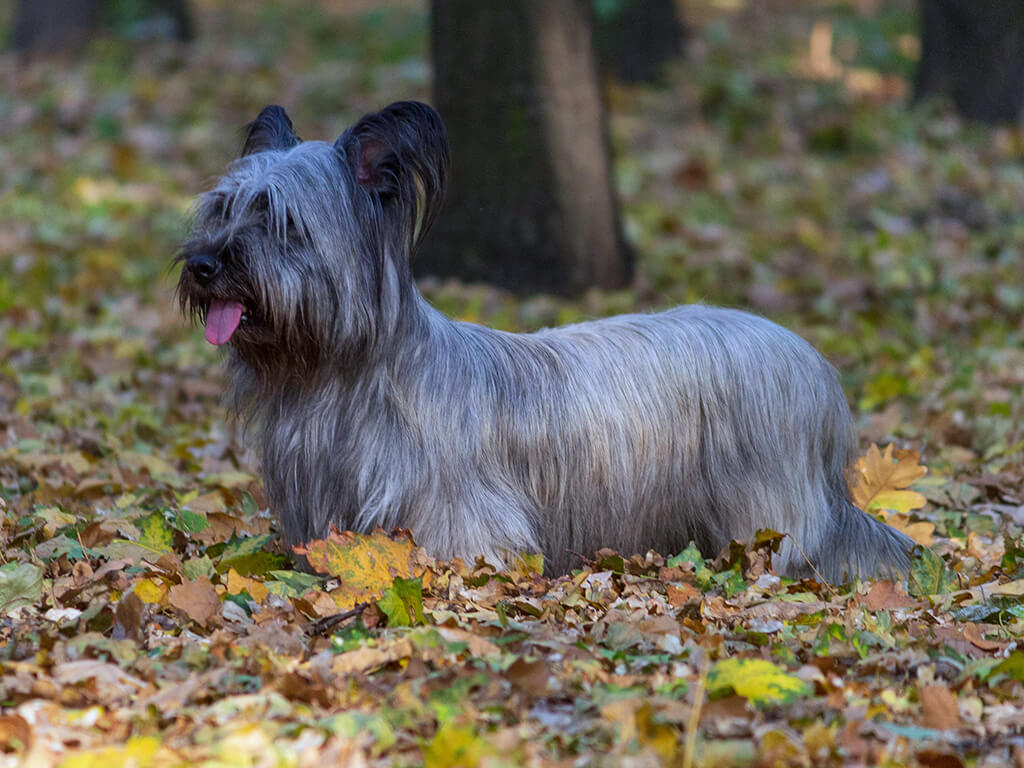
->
168, 575, 220, 627
295, 528, 428, 611
850, 443, 928, 515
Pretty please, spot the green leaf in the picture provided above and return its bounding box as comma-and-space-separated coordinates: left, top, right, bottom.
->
171, 508, 210, 534
217, 534, 273, 566
136, 511, 174, 552
0, 562, 45, 614
907, 547, 954, 598
266, 570, 323, 598
320, 712, 396, 754
667, 544, 705, 569
377, 576, 425, 627
182, 555, 215, 581
992, 651, 1024, 682
707, 658, 811, 708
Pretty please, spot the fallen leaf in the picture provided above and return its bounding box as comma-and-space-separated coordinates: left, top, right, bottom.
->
920, 684, 961, 730
168, 576, 220, 627
851, 444, 928, 514
296, 528, 426, 610
332, 638, 415, 676
707, 658, 811, 708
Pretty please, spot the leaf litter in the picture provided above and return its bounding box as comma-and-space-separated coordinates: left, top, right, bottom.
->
2, 1, 1024, 766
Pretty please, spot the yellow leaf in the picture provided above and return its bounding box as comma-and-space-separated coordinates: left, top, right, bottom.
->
850, 443, 928, 514
423, 722, 494, 768
226, 568, 268, 602
870, 489, 927, 514
707, 658, 811, 707
295, 528, 426, 611
133, 578, 166, 604
886, 514, 935, 546
61, 736, 163, 768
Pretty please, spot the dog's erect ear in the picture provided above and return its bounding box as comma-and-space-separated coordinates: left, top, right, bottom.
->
338, 101, 450, 252
242, 106, 301, 156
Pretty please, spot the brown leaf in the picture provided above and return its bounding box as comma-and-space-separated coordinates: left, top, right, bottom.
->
961, 622, 1004, 652
435, 626, 501, 658
666, 582, 700, 607
920, 684, 962, 730
168, 576, 220, 628
332, 638, 414, 676
916, 749, 965, 768
113, 592, 144, 641
861, 580, 922, 611
0, 714, 32, 753
505, 658, 550, 696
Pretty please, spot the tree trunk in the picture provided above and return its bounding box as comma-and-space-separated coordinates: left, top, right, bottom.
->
11, 0, 101, 53
595, 0, 686, 83
914, 0, 1024, 124
420, 0, 631, 296
11, 0, 193, 53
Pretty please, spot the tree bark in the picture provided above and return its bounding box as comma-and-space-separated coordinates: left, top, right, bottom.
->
11, 0, 101, 53
595, 0, 686, 83
914, 0, 1024, 124
420, 0, 631, 296
11, 0, 193, 53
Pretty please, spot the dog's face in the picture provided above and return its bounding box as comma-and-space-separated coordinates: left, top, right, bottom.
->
176, 102, 448, 372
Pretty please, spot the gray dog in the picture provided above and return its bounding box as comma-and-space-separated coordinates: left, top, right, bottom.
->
176, 101, 913, 581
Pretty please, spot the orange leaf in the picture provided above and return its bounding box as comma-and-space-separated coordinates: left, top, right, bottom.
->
850, 444, 928, 514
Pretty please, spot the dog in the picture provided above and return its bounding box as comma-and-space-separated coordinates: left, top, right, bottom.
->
176, 100, 914, 581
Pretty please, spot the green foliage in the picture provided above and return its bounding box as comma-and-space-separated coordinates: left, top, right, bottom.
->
378, 576, 426, 627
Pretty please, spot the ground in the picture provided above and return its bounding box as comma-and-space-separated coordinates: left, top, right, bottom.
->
1, 1, 1024, 766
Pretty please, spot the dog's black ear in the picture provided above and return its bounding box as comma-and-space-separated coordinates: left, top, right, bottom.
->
242, 106, 300, 156
338, 101, 450, 251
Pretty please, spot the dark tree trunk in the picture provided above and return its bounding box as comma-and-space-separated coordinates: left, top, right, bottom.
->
11, 0, 101, 53
914, 0, 1024, 124
11, 0, 193, 53
595, 0, 686, 83
420, 0, 631, 297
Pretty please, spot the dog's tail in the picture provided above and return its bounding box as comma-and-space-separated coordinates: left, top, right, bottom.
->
811, 496, 915, 583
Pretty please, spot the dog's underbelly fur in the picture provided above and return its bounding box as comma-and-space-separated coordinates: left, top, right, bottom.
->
253, 303, 901, 580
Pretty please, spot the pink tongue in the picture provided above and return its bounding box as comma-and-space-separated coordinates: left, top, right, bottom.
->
205, 300, 244, 346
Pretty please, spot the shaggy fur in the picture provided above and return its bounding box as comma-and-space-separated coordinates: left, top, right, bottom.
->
176, 101, 913, 581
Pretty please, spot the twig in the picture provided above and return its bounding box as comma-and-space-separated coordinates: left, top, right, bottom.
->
682, 657, 708, 768
305, 603, 369, 636
785, 533, 838, 596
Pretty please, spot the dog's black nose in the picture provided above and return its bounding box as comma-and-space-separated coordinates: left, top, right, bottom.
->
187, 253, 222, 284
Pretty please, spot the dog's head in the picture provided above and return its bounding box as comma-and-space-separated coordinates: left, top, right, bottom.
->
176, 101, 449, 372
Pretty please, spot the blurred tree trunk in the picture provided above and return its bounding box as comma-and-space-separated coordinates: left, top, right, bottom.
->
595, 0, 686, 83
420, 0, 631, 296
914, 0, 1024, 124
11, 0, 193, 53
11, 0, 101, 52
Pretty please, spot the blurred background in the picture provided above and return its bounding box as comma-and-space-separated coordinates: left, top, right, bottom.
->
1, 0, 1023, 493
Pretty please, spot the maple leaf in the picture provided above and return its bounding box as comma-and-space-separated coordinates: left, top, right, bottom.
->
295, 528, 427, 611
849, 443, 928, 515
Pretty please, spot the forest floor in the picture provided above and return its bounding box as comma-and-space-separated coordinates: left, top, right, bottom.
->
2, 1, 1024, 766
